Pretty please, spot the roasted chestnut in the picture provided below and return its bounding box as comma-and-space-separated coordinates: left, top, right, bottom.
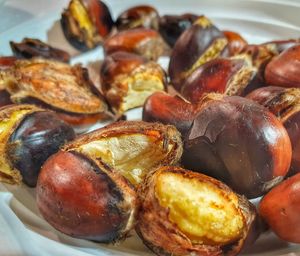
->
100, 51, 166, 115
169, 16, 228, 91
265, 45, 300, 88
158, 13, 198, 47
61, 0, 114, 51
182, 95, 292, 198
259, 173, 300, 243
0, 56, 17, 70
0, 58, 110, 127
116, 5, 159, 31
181, 57, 255, 103
10, 38, 70, 62
262, 39, 300, 54
142, 91, 202, 136
37, 150, 137, 242
0, 104, 75, 187
247, 86, 300, 176
137, 166, 260, 256
223, 30, 248, 56
104, 28, 170, 61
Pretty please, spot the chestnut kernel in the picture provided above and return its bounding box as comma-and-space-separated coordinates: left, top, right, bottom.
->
182, 95, 292, 198
37, 151, 137, 242
137, 166, 259, 256
116, 5, 159, 31
100, 51, 167, 114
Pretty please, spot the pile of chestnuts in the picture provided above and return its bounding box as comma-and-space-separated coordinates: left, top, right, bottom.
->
2, 0, 300, 255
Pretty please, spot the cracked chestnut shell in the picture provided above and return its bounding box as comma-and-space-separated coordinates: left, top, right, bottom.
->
182, 95, 292, 198
61, 0, 114, 51
247, 86, 300, 176
116, 5, 159, 31
158, 13, 198, 47
265, 45, 300, 88
0, 104, 75, 186
37, 150, 137, 242
181, 57, 256, 103
104, 28, 170, 61
0, 58, 110, 127
259, 172, 300, 243
262, 39, 300, 54
10, 38, 70, 62
137, 166, 260, 256
100, 51, 166, 115
169, 16, 228, 91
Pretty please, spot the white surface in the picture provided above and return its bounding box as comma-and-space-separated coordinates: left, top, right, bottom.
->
1, 0, 300, 255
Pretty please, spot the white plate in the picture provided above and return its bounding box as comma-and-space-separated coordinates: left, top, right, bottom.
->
1, 0, 300, 255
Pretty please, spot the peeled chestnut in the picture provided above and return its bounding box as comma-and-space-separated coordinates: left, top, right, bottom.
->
104, 28, 170, 61
181, 57, 255, 103
61, 0, 114, 51
37, 150, 137, 242
259, 173, 300, 243
158, 13, 198, 47
247, 86, 300, 176
10, 38, 70, 62
223, 30, 248, 56
142, 91, 202, 136
100, 51, 166, 115
265, 45, 300, 88
116, 5, 159, 31
169, 16, 228, 91
182, 94, 292, 198
0, 104, 75, 187
137, 166, 260, 256
0, 58, 110, 128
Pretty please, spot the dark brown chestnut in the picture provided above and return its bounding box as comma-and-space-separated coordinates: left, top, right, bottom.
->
0, 104, 75, 186
259, 173, 300, 243
169, 16, 228, 91
223, 30, 248, 56
181, 57, 255, 103
10, 38, 70, 62
265, 45, 300, 88
37, 150, 137, 242
247, 86, 300, 176
61, 0, 114, 51
158, 13, 198, 47
142, 91, 202, 136
100, 51, 166, 114
182, 94, 292, 198
137, 166, 260, 256
116, 5, 159, 31
103, 28, 170, 61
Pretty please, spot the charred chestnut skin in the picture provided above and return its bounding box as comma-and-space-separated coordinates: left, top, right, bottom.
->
137, 166, 260, 256
8, 111, 75, 187
223, 30, 248, 56
37, 151, 137, 242
182, 95, 292, 199
116, 5, 159, 31
265, 45, 300, 88
159, 13, 198, 47
259, 173, 300, 243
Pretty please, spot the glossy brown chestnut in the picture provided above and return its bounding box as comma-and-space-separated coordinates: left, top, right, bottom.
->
100, 51, 166, 114
116, 5, 159, 31
265, 45, 300, 88
10, 38, 70, 62
259, 173, 300, 243
0, 58, 110, 127
0, 104, 75, 186
37, 150, 137, 242
223, 30, 248, 56
181, 57, 255, 103
137, 166, 260, 256
142, 91, 202, 136
104, 28, 170, 61
169, 16, 228, 91
61, 0, 114, 51
158, 13, 198, 47
182, 95, 292, 199
247, 86, 300, 176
